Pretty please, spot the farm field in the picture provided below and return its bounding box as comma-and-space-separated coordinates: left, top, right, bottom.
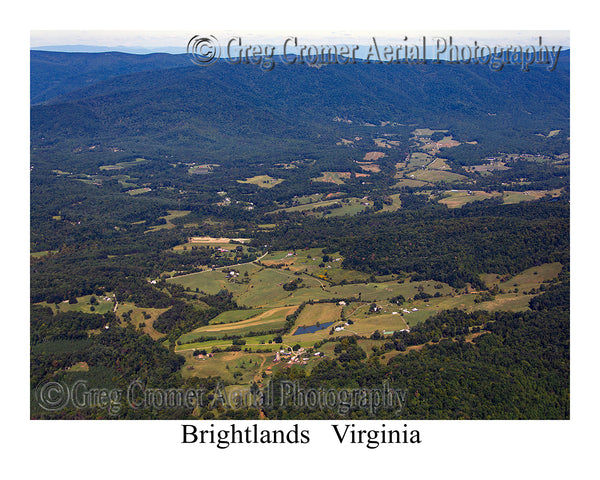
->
311, 171, 350, 184
501, 189, 563, 204
438, 189, 563, 208
168, 249, 562, 345
267, 198, 376, 218
180, 349, 273, 383
209, 308, 269, 325
178, 305, 298, 343
393, 178, 430, 188
439, 190, 501, 208
42, 294, 116, 315
407, 169, 468, 183
99, 157, 149, 171
237, 175, 284, 188
165, 257, 564, 386
126, 187, 151, 195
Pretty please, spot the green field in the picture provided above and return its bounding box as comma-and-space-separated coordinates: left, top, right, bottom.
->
501, 190, 562, 204
178, 305, 298, 343
209, 308, 269, 325
126, 187, 151, 195
145, 210, 191, 232
31, 250, 58, 258
407, 152, 434, 167
408, 169, 468, 183
393, 178, 430, 188
180, 349, 274, 383
412, 128, 447, 136
115, 301, 170, 340
311, 172, 349, 185
295, 303, 341, 328
439, 190, 500, 208
165, 250, 563, 385
380, 194, 403, 212
42, 294, 116, 315
237, 175, 284, 188
99, 157, 149, 171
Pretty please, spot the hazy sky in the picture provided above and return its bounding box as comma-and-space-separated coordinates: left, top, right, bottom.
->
30, 30, 570, 52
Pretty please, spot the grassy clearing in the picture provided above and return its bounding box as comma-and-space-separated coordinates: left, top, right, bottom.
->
114, 301, 170, 340
346, 313, 410, 336
439, 190, 500, 208
407, 152, 434, 167
480, 263, 563, 291
428, 157, 451, 170
45, 294, 116, 315
237, 175, 284, 188
209, 308, 269, 325
502, 189, 562, 204
145, 210, 191, 232
364, 151, 386, 161
463, 162, 510, 173
176, 333, 279, 352
407, 169, 468, 183
296, 303, 341, 327
178, 305, 298, 342
358, 163, 381, 173
269, 198, 347, 215
325, 199, 370, 217
127, 187, 151, 195
328, 279, 454, 302
312, 172, 350, 184
99, 158, 149, 171
180, 350, 272, 383
393, 178, 430, 188
31, 250, 58, 258
412, 128, 447, 136
380, 194, 402, 212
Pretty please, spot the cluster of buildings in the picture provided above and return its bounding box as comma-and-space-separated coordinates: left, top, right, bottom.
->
273, 347, 323, 366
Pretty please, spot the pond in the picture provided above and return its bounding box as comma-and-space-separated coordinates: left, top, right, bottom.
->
292, 322, 334, 336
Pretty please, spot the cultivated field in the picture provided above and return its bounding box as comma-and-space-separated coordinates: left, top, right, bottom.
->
164, 244, 564, 386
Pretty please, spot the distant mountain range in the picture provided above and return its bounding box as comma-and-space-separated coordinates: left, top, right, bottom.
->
30, 50, 569, 169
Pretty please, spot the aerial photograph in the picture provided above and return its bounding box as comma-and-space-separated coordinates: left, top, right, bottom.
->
30, 30, 570, 421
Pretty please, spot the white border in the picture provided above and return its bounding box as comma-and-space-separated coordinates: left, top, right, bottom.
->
4, 0, 595, 477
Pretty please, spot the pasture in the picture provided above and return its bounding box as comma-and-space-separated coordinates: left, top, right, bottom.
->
237, 175, 284, 188
99, 157, 148, 171
178, 305, 299, 342
407, 169, 468, 183
363, 151, 386, 161
180, 349, 273, 383
438, 190, 500, 208
295, 303, 342, 328
114, 301, 170, 340
145, 210, 191, 232
209, 308, 269, 325
312, 172, 350, 184
165, 251, 562, 386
